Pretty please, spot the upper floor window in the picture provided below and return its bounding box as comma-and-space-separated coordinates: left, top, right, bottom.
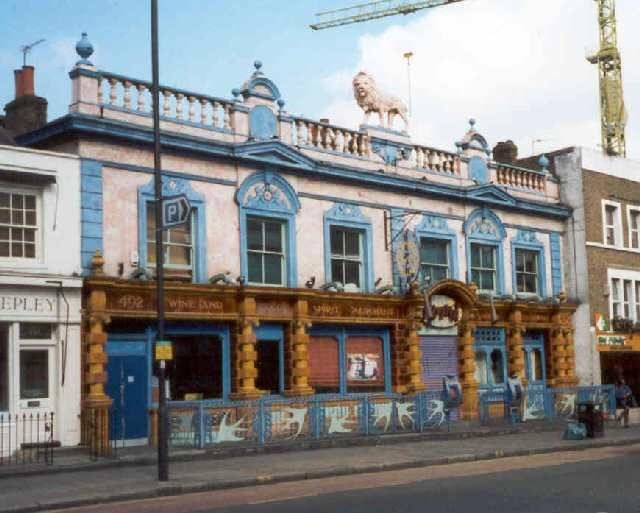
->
629, 208, 640, 249
146, 202, 193, 279
610, 272, 640, 322
470, 243, 496, 292
0, 191, 38, 259
247, 217, 285, 286
330, 226, 363, 288
603, 201, 621, 247
515, 248, 538, 294
420, 238, 449, 285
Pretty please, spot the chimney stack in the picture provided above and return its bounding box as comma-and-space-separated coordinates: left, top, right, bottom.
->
4, 65, 47, 137
492, 140, 518, 164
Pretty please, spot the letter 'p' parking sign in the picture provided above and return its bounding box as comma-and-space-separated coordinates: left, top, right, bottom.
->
162, 194, 192, 228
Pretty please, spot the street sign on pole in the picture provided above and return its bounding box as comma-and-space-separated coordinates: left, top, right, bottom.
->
162, 195, 191, 228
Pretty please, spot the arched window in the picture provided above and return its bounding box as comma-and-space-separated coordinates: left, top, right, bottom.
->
475, 350, 488, 385
463, 207, 506, 294
490, 349, 504, 384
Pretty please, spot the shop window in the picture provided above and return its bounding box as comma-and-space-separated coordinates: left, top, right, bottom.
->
146, 202, 194, 280
346, 336, 384, 393
255, 340, 280, 395
247, 217, 286, 286
474, 350, 488, 385
309, 336, 340, 394
170, 337, 222, 400
471, 243, 496, 292
420, 238, 449, 284
602, 201, 621, 247
0, 326, 8, 410
330, 226, 363, 288
629, 208, 640, 249
611, 278, 621, 318
515, 249, 538, 294
530, 349, 543, 382
490, 349, 504, 384
0, 190, 39, 260
20, 349, 49, 400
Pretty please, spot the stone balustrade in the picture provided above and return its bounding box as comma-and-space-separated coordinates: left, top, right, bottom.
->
410, 144, 461, 175
291, 117, 371, 157
494, 163, 546, 193
97, 72, 236, 131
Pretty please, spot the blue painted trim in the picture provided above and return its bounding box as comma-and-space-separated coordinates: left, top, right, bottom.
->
236, 171, 299, 287
549, 232, 562, 296
80, 159, 103, 274
463, 207, 506, 293
510, 230, 547, 298
244, 75, 281, 101
523, 331, 546, 384
323, 203, 374, 292
137, 175, 207, 283
17, 114, 572, 221
308, 325, 391, 395
254, 323, 285, 396
415, 214, 459, 281
249, 105, 278, 140
473, 327, 507, 392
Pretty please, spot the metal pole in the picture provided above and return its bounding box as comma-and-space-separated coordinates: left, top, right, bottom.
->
403, 51, 413, 118
151, 0, 168, 482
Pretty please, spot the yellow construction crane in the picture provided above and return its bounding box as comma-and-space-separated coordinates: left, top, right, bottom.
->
311, 0, 627, 158
587, 0, 626, 157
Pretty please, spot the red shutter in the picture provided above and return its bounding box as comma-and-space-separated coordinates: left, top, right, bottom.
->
309, 336, 339, 387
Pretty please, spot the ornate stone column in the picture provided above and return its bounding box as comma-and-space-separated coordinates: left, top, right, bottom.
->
507, 309, 527, 386
391, 324, 407, 394
562, 326, 579, 386
82, 251, 112, 454
403, 285, 427, 394
230, 296, 262, 400
457, 315, 478, 420
284, 299, 314, 396
548, 325, 567, 387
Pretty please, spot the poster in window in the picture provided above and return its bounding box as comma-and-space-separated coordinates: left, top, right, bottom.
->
345, 336, 384, 385
347, 353, 379, 381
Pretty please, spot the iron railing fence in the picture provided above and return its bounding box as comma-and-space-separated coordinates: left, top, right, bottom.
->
0, 412, 55, 466
167, 390, 458, 450
478, 385, 616, 426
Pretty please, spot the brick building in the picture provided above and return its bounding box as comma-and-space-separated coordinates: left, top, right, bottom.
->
542, 147, 640, 403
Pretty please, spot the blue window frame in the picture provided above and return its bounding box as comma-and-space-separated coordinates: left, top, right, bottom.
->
254, 324, 285, 396
524, 331, 546, 385
323, 203, 373, 292
511, 230, 547, 297
138, 176, 206, 282
236, 171, 300, 287
415, 214, 458, 285
308, 326, 391, 395
473, 327, 507, 392
463, 207, 506, 294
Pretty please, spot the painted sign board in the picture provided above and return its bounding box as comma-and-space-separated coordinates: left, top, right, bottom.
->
162, 194, 191, 228
425, 295, 461, 329
155, 340, 173, 361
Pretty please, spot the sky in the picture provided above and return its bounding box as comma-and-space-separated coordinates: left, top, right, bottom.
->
1, 0, 639, 160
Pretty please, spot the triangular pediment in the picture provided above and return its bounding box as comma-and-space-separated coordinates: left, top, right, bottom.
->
235, 141, 315, 171
466, 184, 516, 206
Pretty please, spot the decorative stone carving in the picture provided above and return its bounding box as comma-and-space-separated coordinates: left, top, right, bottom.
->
352, 72, 408, 131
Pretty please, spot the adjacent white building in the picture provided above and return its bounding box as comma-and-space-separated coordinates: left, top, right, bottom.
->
0, 144, 82, 449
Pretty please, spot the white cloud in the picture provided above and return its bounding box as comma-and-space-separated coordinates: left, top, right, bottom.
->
321, 0, 640, 160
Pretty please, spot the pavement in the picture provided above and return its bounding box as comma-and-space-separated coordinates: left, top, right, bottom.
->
1, 423, 640, 513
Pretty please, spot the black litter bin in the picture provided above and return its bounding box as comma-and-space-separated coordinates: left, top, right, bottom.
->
577, 401, 604, 438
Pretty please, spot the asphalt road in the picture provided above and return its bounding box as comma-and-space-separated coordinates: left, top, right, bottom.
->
56, 444, 640, 513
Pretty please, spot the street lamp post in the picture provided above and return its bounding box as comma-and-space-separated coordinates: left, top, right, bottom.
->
151, 0, 169, 482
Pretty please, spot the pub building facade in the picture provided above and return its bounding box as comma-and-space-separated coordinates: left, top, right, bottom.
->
19, 35, 578, 444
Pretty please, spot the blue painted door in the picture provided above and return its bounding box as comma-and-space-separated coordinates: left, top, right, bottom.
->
106, 355, 148, 440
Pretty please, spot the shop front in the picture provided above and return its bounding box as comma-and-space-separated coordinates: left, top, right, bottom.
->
0, 280, 82, 453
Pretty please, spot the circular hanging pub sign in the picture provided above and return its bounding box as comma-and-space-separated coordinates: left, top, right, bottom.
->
425, 294, 461, 329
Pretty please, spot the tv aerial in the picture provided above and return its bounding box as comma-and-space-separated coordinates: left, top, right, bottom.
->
20, 38, 46, 66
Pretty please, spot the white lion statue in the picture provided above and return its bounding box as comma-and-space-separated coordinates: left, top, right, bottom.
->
352, 72, 409, 131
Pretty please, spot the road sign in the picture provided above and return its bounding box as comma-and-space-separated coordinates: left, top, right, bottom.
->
162, 194, 191, 228
155, 340, 173, 361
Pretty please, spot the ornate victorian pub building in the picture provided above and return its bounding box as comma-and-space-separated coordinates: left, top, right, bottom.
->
18, 37, 578, 443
